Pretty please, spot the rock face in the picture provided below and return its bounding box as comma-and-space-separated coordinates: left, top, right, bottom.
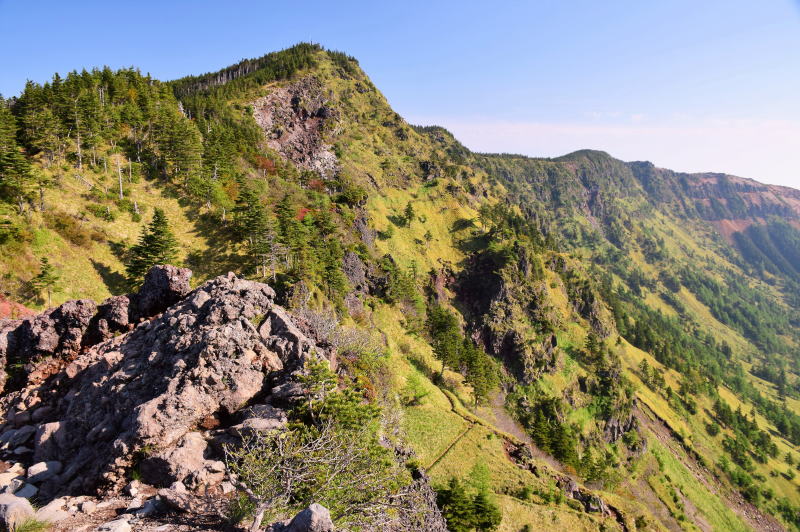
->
252, 76, 340, 179
0, 269, 319, 500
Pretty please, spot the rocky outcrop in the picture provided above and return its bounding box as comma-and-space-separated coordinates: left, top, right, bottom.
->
0, 265, 193, 394
0, 270, 320, 501
604, 412, 637, 443
0, 265, 446, 531
252, 76, 340, 179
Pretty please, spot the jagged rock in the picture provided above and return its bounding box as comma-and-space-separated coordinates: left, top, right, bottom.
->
260, 307, 317, 368
132, 265, 192, 321
0, 493, 34, 531
139, 432, 225, 489
157, 486, 226, 516
251, 76, 340, 179
33, 421, 65, 462
342, 252, 367, 293
229, 404, 287, 436
13, 483, 36, 498
604, 413, 637, 443
132, 497, 163, 517
0, 425, 35, 451
140, 432, 207, 487
0, 271, 320, 500
22, 299, 97, 357
84, 295, 131, 345
557, 476, 611, 516
0, 321, 22, 393
124, 480, 140, 497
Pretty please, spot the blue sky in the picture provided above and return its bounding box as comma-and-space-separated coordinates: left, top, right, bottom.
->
2, 0, 799, 187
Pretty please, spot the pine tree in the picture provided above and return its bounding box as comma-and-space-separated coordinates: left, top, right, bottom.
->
30, 257, 59, 307
436, 478, 475, 532
126, 208, 178, 283
403, 201, 415, 226
427, 305, 462, 381
472, 490, 502, 531
0, 98, 34, 211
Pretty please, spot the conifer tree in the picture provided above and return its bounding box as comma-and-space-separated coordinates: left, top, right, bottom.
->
472, 490, 502, 531
30, 257, 59, 307
403, 201, 415, 226
436, 478, 475, 532
0, 98, 34, 211
125, 208, 178, 283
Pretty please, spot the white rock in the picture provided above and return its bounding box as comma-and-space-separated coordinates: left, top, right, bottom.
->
27, 460, 62, 483
124, 480, 140, 497
134, 498, 160, 517
126, 497, 143, 511
80, 500, 97, 514
96, 518, 132, 532
5, 477, 25, 494
221, 481, 236, 494
36, 497, 67, 522
0, 493, 34, 531
0, 472, 20, 488
36, 505, 69, 523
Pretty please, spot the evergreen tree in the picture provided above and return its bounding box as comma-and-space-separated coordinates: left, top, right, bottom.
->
427, 304, 462, 380
125, 208, 178, 283
472, 490, 502, 531
30, 257, 60, 307
436, 478, 475, 532
403, 201, 415, 226
0, 98, 34, 211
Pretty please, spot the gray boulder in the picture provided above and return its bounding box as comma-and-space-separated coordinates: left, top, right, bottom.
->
26, 461, 62, 484
0, 493, 34, 531
270, 503, 334, 532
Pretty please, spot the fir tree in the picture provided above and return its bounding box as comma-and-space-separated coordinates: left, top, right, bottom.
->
126, 208, 178, 283
30, 257, 59, 307
472, 490, 502, 531
436, 478, 475, 532
403, 201, 415, 226
0, 98, 34, 211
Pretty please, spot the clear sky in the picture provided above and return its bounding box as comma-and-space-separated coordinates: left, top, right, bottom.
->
2, 0, 799, 187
